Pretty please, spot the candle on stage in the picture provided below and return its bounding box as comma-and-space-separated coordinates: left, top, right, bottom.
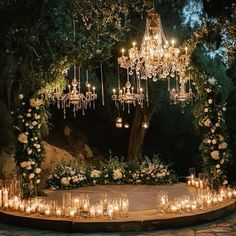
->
13, 196, 20, 211
89, 206, 96, 218
69, 209, 76, 218
19, 203, 25, 212
26, 206, 31, 215
3, 188, 8, 206
45, 209, 51, 216
0, 189, 2, 207
108, 207, 114, 219
56, 208, 62, 217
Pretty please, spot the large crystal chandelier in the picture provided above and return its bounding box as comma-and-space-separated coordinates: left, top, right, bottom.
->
112, 69, 144, 113
169, 75, 195, 112
53, 19, 97, 118
118, 10, 189, 81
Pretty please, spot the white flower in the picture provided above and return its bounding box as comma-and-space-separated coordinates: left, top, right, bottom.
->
208, 99, 213, 104
211, 150, 220, 160
218, 142, 228, 150
220, 159, 225, 164
207, 139, 211, 144
90, 170, 102, 178
112, 169, 123, 180
204, 119, 212, 127
212, 139, 217, 145
204, 108, 209, 113
29, 173, 35, 179
35, 168, 41, 174
70, 171, 75, 176
20, 161, 28, 168
223, 180, 228, 185
208, 77, 216, 85
26, 113, 31, 117
36, 144, 41, 149
36, 179, 41, 184
29, 125, 34, 129
216, 164, 221, 169
222, 107, 226, 111
215, 123, 220, 127
27, 149, 32, 155
211, 128, 215, 133
26, 165, 32, 170
61, 177, 70, 186
25, 123, 29, 127
206, 88, 211, 93
156, 172, 166, 178
32, 121, 38, 126
18, 94, 24, 100
18, 133, 28, 144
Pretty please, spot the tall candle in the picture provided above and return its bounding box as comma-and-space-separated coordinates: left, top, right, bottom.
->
89, 206, 96, 218
26, 206, 31, 215
0, 189, 2, 207
56, 209, 62, 217
3, 189, 8, 206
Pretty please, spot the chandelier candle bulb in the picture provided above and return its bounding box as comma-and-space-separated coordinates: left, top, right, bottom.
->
121, 48, 125, 56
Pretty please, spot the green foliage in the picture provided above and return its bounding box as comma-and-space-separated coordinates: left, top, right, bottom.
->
12, 93, 47, 198
47, 155, 176, 190
193, 74, 231, 188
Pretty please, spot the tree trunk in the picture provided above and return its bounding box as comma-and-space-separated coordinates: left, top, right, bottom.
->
127, 105, 154, 161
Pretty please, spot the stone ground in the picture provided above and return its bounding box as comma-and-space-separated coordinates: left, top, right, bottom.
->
1, 211, 236, 236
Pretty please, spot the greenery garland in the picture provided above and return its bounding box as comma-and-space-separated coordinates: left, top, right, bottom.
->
194, 75, 231, 188
47, 155, 176, 190
13, 93, 46, 198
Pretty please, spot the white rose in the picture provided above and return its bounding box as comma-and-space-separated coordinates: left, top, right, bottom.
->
32, 121, 38, 126
29, 173, 35, 179
211, 128, 215, 133
36, 144, 41, 149
18, 94, 24, 100
207, 139, 211, 144
27, 149, 32, 155
212, 139, 217, 144
223, 180, 228, 185
215, 123, 220, 127
211, 150, 220, 160
26, 113, 31, 117
112, 169, 123, 180
219, 135, 224, 141
208, 77, 216, 85
219, 142, 228, 150
36, 179, 41, 184
208, 99, 213, 104
206, 88, 211, 93
61, 177, 70, 186
26, 165, 32, 170
222, 107, 226, 111
220, 159, 224, 164
35, 168, 41, 174
18, 133, 28, 144
204, 119, 211, 127
216, 164, 221, 169
70, 171, 75, 176
204, 108, 209, 113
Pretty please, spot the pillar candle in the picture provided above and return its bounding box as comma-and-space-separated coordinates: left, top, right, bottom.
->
0, 189, 2, 208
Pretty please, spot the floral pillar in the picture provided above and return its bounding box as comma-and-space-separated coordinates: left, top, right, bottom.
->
13, 94, 44, 198
197, 76, 231, 188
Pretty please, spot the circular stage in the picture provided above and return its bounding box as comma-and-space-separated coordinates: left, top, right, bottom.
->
0, 183, 235, 233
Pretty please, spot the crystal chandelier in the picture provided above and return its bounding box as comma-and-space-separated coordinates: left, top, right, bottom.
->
169, 75, 195, 112
118, 10, 189, 81
53, 19, 97, 118
112, 69, 144, 113
55, 66, 97, 118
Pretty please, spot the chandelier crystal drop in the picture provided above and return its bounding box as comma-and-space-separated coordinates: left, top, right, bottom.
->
112, 69, 145, 113
118, 11, 189, 81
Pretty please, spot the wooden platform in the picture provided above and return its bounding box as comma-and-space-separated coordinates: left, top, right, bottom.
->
0, 183, 235, 233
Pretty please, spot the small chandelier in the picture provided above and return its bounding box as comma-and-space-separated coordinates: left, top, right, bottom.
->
169, 76, 195, 112
112, 69, 144, 113
56, 66, 97, 118
53, 19, 97, 118
118, 10, 189, 81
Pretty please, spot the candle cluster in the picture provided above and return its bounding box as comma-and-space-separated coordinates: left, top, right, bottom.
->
0, 184, 129, 221
157, 187, 236, 214
186, 168, 210, 189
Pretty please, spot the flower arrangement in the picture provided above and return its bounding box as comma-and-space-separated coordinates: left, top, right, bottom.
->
13, 93, 46, 198
46, 155, 176, 190
196, 76, 231, 188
